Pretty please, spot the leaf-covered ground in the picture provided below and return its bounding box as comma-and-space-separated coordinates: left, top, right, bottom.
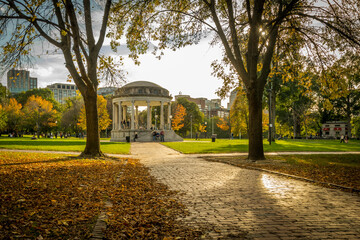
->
202, 154, 360, 191
0, 152, 201, 239
0, 152, 124, 239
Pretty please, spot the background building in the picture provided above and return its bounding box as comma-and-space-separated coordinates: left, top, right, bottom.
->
98, 87, 117, 96
227, 89, 238, 110
322, 121, 351, 138
7, 69, 37, 94
47, 83, 78, 104
174, 93, 229, 118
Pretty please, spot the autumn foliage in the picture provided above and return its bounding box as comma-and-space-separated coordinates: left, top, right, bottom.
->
216, 118, 230, 131
23, 96, 58, 136
171, 104, 186, 131
3, 98, 23, 132
199, 123, 207, 133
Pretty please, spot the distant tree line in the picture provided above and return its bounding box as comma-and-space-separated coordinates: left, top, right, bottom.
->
0, 87, 111, 138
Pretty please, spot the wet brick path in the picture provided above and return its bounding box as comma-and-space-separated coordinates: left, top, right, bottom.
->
131, 143, 360, 239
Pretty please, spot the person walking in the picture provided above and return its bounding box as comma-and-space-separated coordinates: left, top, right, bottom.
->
152, 131, 157, 141
160, 130, 165, 142
340, 134, 345, 143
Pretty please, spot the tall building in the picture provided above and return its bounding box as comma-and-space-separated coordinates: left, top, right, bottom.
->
7, 69, 37, 94
47, 83, 78, 104
227, 89, 238, 110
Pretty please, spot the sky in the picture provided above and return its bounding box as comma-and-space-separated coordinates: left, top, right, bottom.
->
1, 36, 230, 107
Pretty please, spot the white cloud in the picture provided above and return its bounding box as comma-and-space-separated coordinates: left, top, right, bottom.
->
32, 66, 54, 77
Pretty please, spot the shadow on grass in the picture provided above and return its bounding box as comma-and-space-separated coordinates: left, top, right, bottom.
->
210, 144, 248, 153
0, 155, 127, 167
0, 156, 81, 166
0, 139, 127, 147
0, 140, 85, 146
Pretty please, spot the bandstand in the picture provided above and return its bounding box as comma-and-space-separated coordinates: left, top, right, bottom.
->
110, 81, 183, 142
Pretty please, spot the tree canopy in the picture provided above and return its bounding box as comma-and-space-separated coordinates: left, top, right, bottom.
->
22, 95, 58, 138
15, 88, 61, 111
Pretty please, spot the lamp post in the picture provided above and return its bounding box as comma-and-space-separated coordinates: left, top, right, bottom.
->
169, 115, 172, 130
154, 108, 157, 130
190, 115, 193, 139
204, 121, 207, 138
267, 87, 272, 145
212, 114, 214, 135
155, 115, 158, 130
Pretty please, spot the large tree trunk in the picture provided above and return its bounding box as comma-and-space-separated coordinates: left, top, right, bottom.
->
293, 112, 301, 138
81, 92, 104, 158
247, 90, 265, 160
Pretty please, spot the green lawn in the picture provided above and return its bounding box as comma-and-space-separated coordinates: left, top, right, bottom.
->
0, 136, 130, 154
163, 139, 360, 154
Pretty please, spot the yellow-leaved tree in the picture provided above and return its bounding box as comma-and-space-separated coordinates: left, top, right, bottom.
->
172, 104, 186, 131
78, 95, 111, 132
3, 98, 23, 134
216, 118, 230, 131
230, 88, 249, 138
0, 105, 7, 134
23, 95, 58, 138
199, 123, 207, 133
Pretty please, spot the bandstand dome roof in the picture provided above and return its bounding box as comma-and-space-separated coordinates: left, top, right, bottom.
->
114, 81, 171, 98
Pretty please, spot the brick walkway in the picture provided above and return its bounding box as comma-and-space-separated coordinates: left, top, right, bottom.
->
131, 143, 360, 240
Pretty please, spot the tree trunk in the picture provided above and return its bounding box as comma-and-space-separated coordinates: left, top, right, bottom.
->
293, 112, 301, 138
247, 90, 265, 160
81, 92, 104, 158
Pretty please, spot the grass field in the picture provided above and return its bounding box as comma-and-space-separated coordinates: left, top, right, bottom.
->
0, 136, 130, 154
163, 139, 360, 154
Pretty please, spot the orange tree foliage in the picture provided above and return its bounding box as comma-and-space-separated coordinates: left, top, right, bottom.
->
3, 98, 23, 132
216, 118, 230, 131
199, 123, 207, 133
171, 104, 186, 131
78, 95, 111, 132
22, 95, 57, 135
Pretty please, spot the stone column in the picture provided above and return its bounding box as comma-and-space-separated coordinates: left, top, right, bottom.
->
118, 101, 122, 129
168, 102, 171, 130
135, 106, 139, 129
160, 101, 164, 129
112, 102, 116, 130
131, 101, 135, 130
147, 101, 151, 130
122, 105, 127, 128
